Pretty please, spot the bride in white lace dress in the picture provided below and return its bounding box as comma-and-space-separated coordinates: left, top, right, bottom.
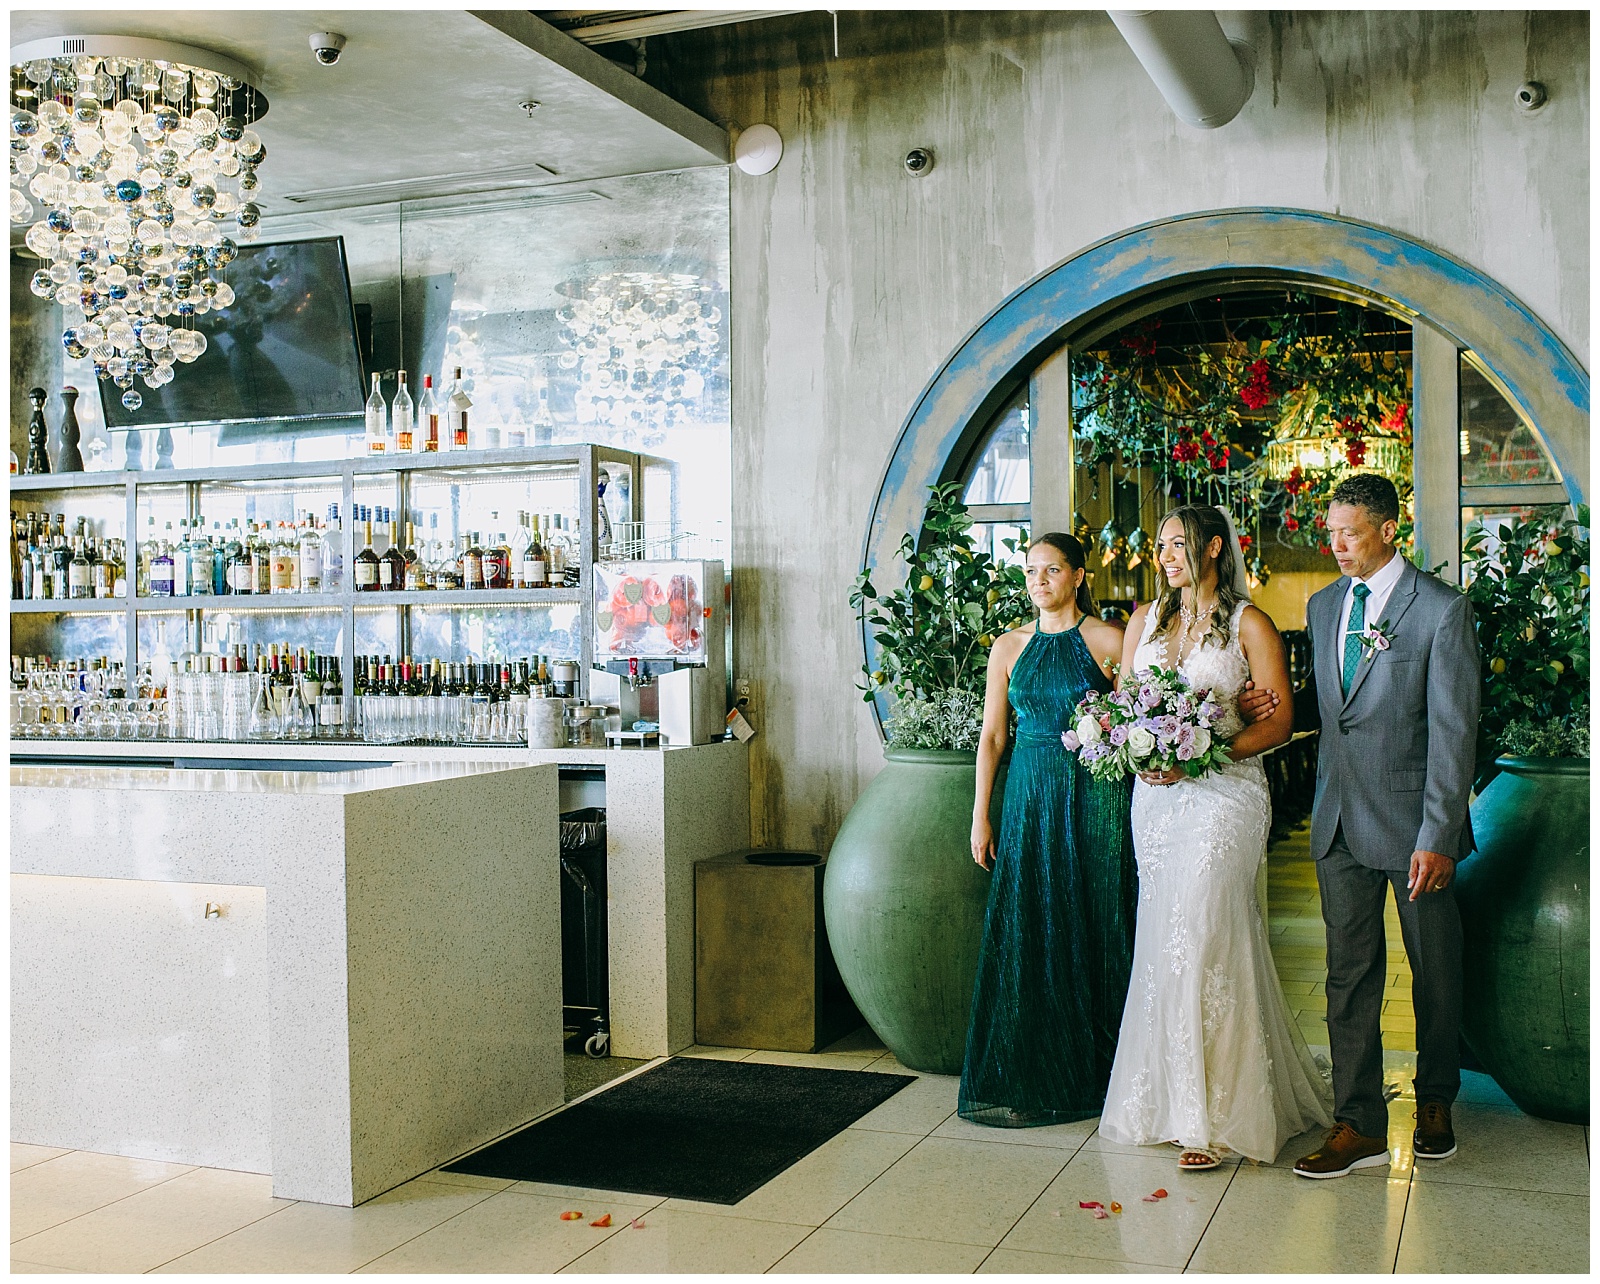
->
1098, 506, 1332, 1169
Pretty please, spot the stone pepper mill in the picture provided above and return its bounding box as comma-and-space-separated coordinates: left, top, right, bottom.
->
56, 385, 84, 472
24, 387, 51, 474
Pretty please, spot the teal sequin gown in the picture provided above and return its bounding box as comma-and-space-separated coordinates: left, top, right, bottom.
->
959, 622, 1137, 1126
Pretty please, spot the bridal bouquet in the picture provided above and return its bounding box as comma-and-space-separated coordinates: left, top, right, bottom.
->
1061, 665, 1232, 783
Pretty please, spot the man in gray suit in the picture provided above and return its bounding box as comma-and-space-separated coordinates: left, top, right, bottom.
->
1293, 473, 1480, 1179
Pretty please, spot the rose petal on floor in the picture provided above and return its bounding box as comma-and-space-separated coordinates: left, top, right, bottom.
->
560, 1211, 584, 1221
590, 1214, 612, 1227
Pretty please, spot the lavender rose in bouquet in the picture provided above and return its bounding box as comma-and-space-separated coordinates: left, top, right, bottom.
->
1061, 665, 1233, 783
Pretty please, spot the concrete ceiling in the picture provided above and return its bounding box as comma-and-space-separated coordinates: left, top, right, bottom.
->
8, 9, 729, 219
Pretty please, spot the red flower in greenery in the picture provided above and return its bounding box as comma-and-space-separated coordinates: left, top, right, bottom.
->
1238, 534, 1254, 552
1239, 359, 1275, 410
1380, 401, 1410, 434
1284, 515, 1301, 532
1345, 438, 1368, 467
1318, 543, 1332, 556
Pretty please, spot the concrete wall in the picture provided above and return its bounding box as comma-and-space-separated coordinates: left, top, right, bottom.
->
646, 9, 1589, 852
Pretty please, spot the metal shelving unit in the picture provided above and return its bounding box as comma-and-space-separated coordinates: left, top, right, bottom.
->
10, 444, 665, 681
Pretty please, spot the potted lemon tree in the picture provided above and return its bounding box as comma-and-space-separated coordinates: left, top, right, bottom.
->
1456, 504, 1589, 1122
824, 483, 1031, 1073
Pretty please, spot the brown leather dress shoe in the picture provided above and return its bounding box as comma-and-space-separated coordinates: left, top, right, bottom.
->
1413, 1101, 1457, 1159
1293, 1121, 1390, 1179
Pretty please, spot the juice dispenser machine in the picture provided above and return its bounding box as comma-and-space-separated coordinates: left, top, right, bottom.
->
590, 559, 726, 746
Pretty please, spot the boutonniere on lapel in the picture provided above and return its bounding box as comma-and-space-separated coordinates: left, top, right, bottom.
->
1356, 621, 1395, 659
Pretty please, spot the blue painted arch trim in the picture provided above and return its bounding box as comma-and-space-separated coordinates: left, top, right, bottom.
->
862, 208, 1588, 719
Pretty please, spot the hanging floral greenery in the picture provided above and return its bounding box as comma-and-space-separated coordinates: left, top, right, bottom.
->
1071, 293, 1414, 552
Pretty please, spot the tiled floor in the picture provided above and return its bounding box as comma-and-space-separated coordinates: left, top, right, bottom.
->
1267, 821, 1416, 1054
12, 831, 1588, 1274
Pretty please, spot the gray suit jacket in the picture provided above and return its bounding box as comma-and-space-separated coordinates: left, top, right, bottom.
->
1308, 558, 1481, 870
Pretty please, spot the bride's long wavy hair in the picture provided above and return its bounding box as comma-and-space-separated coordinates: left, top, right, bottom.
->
1151, 505, 1246, 650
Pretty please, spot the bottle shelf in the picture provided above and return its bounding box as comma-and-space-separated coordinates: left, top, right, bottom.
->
106, 588, 586, 611
357, 588, 585, 607
132, 594, 344, 611
10, 473, 132, 493
11, 598, 128, 613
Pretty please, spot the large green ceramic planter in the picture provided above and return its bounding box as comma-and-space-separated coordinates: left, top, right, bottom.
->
823, 748, 1000, 1074
1457, 756, 1590, 1124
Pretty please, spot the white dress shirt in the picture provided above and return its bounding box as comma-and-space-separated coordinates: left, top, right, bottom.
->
1340, 549, 1407, 637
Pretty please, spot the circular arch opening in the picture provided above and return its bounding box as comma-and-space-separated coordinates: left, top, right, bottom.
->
862, 208, 1588, 719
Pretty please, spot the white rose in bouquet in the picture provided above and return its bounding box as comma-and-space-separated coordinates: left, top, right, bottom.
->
1126, 726, 1157, 759
1190, 726, 1212, 755
1075, 714, 1103, 745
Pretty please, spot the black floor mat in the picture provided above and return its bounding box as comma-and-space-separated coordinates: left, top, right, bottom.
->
443, 1056, 916, 1204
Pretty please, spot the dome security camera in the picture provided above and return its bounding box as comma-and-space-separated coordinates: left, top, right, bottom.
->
309, 32, 347, 66
1515, 81, 1548, 111
904, 147, 935, 176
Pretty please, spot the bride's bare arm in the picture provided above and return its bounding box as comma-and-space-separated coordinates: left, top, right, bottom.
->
1227, 606, 1296, 761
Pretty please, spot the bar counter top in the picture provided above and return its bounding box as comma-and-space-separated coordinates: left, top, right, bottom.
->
11, 759, 528, 795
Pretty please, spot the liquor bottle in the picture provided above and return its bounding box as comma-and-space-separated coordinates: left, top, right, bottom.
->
68, 535, 92, 599
15, 518, 32, 602
392, 370, 414, 453
321, 657, 345, 734
523, 517, 547, 589
299, 513, 323, 593
151, 523, 176, 596
372, 507, 390, 559
219, 521, 241, 595
137, 515, 155, 596
484, 530, 510, 590
365, 372, 388, 453
379, 512, 405, 591
418, 374, 440, 453
92, 536, 114, 599
248, 522, 270, 595
424, 513, 442, 589
189, 518, 214, 595
436, 533, 463, 591
222, 525, 249, 593
323, 503, 344, 593
461, 532, 485, 590
403, 522, 425, 590
563, 513, 582, 586
10, 514, 22, 600
532, 379, 556, 446
508, 512, 530, 588
548, 514, 570, 582
210, 521, 228, 595
447, 367, 471, 450
354, 516, 381, 592
270, 523, 297, 594
111, 538, 127, 599
172, 519, 192, 598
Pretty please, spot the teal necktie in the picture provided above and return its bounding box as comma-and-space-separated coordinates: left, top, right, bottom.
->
1341, 583, 1371, 695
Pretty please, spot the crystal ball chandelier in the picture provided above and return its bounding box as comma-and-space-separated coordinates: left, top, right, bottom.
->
9, 36, 270, 412
555, 270, 723, 439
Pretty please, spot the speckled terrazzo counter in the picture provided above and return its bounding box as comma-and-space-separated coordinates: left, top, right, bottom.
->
527, 740, 751, 1059
10, 761, 563, 1207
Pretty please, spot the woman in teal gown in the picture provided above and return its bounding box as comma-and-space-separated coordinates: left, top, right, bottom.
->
961, 532, 1137, 1126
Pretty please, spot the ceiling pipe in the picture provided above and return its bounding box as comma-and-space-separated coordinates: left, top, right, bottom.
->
1107, 9, 1256, 129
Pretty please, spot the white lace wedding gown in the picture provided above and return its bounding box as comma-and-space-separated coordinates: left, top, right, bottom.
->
1098, 601, 1332, 1162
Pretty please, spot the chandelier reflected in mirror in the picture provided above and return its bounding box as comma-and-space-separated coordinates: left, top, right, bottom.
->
9, 36, 269, 411
555, 269, 724, 441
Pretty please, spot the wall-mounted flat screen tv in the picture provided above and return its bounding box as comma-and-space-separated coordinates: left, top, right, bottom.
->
101, 236, 365, 431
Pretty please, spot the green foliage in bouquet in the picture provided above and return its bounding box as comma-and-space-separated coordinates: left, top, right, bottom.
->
1463, 504, 1589, 760
850, 483, 1034, 745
